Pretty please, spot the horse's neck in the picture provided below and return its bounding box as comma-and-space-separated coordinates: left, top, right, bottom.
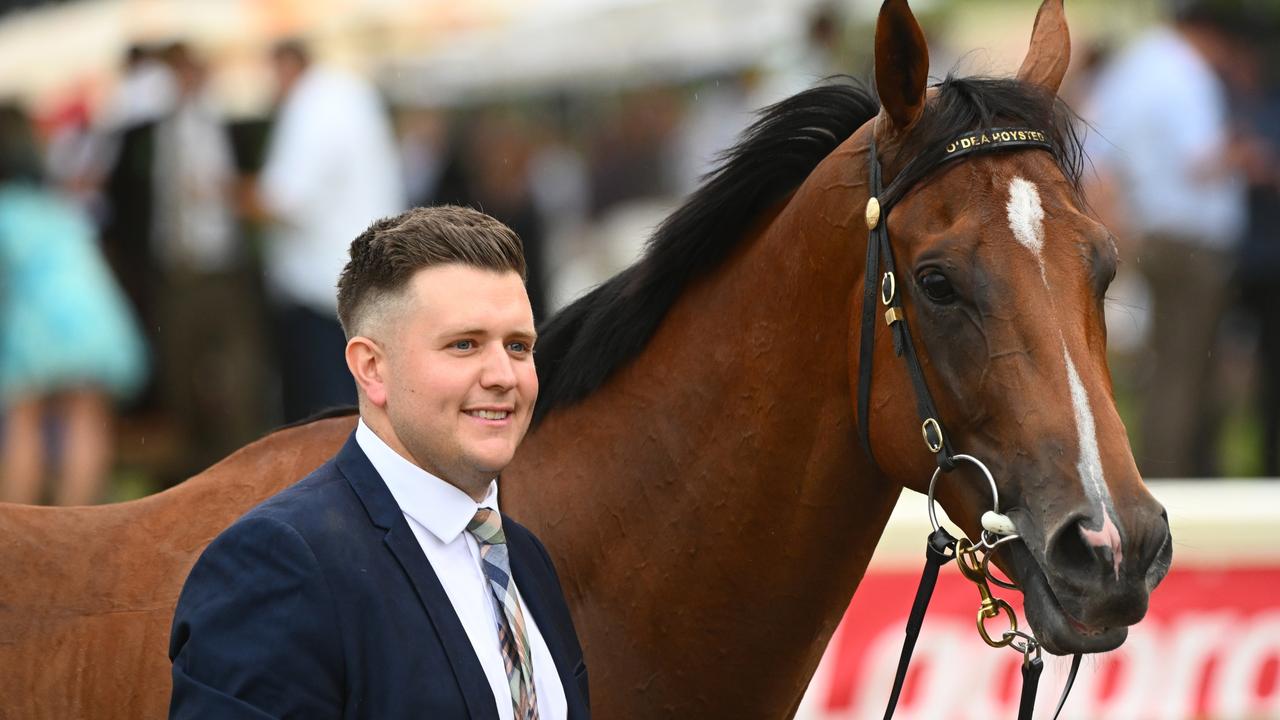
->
505, 186, 901, 715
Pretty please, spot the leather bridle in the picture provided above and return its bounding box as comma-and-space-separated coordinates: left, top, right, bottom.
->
856, 126, 1053, 472
855, 126, 1082, 720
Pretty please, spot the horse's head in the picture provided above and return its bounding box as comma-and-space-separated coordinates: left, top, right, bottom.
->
854, 0, 1171, 655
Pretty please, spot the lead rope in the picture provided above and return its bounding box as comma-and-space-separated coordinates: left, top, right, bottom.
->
881, 529, 1083, 720
1018, 656, 1044, 720
1018, 650, 1083, 720
881, 527, 957, 720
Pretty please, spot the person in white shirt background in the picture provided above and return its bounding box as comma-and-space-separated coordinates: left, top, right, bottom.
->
152, 42, 264, 476
1083, 1, 1247, 478
248, 39, 405, 423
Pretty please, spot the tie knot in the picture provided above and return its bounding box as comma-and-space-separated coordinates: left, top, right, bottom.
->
466, 508, 506, 546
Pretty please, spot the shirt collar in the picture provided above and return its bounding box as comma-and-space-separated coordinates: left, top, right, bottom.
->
355, 418, 499, 544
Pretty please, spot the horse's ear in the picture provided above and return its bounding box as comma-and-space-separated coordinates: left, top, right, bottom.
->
1017, 0, 1071, 94
874, 0, 929, 130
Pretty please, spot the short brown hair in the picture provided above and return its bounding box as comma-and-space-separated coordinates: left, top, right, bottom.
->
337, 205, 526, 337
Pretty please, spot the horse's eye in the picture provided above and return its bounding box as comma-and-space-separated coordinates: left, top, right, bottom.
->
919, 271, 957, 304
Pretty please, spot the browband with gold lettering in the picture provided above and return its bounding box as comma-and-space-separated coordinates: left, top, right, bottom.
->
941, 127, 1052, 163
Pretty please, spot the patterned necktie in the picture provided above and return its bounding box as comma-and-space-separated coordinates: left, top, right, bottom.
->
467, 508, 539, 720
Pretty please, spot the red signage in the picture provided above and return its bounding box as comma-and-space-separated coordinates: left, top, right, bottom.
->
800, 566, 1280, 719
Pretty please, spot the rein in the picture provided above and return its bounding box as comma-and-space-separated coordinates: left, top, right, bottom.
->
855, 127, 1082, 720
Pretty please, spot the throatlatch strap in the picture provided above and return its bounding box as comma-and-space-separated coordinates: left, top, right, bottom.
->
882, 527, 957, 720
856, 142, 884, 465
876, 222, 956, 471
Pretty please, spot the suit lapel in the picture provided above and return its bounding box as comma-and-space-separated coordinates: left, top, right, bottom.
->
507, 525, 589, 719
336, 434, 500, 720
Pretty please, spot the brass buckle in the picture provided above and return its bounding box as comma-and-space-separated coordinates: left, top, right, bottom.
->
921, 418, 944, 453
957, 539, 1017, 648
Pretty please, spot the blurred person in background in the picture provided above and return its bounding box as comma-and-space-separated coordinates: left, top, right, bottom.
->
152, 42, 265, 477
672, 70, 755, 199
1230, 25, 1280, 477
398, 107, 450, 213
403, 110, 549, 317
456, 113, 551, 322
100, 44, 178, 133
526, 100, 591, 312
0, 103, 147, 505
245, 40, 404, 423
40, 85, 101, 214
99, 44, 178, 372
1083, 1, 1246, 478
588, 88, 682, 218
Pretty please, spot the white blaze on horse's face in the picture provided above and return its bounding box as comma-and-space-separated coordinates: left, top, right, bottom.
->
1006, 176, 1046, 278
1061, 340, 1124, 578
1006, 176, 1124, 579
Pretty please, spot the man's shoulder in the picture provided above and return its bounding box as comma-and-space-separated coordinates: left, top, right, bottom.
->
219, 455, 357, 544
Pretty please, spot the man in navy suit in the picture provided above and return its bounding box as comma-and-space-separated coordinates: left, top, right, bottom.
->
169, 205, 589, 719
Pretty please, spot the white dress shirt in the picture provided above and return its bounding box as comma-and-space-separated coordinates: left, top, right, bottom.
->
259, 68, 404, 313
355, 420, 568, 720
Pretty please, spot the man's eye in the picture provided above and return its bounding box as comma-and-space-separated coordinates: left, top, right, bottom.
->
507, 342, 529, 354
452, 340, 474, 351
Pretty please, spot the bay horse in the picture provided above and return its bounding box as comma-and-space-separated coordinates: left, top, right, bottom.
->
0, 1, 1172, 717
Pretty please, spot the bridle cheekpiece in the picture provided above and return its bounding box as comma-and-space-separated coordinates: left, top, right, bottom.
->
856, 125, 1055, 472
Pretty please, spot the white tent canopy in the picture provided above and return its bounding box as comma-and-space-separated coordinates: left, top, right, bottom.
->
0, 0, 836, 110
382, 0, 827, 106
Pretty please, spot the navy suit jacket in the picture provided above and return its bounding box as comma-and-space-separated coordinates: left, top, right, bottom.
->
169, 433, 590, 719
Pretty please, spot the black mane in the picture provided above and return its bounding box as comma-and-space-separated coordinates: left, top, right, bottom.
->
532, 75, 1082, 423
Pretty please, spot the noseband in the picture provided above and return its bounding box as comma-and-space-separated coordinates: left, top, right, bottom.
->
857, 127, 1082, 720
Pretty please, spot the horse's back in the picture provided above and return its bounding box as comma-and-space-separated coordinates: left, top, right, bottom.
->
0, 414, 354, 719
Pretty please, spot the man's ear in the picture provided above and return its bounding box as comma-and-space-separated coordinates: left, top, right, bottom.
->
346, 336, 388, 407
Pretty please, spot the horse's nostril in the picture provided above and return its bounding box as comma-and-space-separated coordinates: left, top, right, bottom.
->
1047, 517, 1098, 582
1044, 512, 1126, 586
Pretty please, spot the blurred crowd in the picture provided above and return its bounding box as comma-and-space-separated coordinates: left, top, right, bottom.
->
1077, 1, 1280, 480
0, 0, 1277, 506
0, 7, 838, 505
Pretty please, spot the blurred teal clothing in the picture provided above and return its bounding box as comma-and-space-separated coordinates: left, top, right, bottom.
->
0, 184, 147, 403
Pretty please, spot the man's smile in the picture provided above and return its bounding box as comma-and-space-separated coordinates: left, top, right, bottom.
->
464, 407, 515, 423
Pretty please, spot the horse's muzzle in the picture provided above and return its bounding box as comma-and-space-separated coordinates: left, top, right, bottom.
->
1003, 503, 1172, 655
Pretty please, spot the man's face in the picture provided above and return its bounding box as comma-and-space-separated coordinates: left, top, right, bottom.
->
378, 264, 538, 492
